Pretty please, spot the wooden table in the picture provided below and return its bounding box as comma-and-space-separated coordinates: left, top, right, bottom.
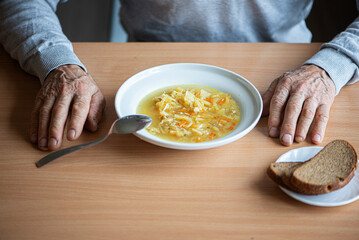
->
0, 43, 358, 239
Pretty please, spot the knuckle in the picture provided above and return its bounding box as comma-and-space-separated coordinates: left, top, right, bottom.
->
39, 106, 51, 118
316, 113, 329, 123
59, 81, 76, 95
271, 97, 286, 109
72, 106, 89, 122
287, 100, 301, 113
70, 113, 86, 124
58, 75, 89, 95
280, 77, 292, 88
73, 100, 88, 113
52, 103, 67, 115
49, 123, 62, 134
268, 117, 281, 127
59, 84, 70, 95
35, 93, 45, 103
78, 81, 88, 88
295, 82, 308, 92
77, 81, 91, 92
282, 122, 296, 132
301, 107, 315, 119
89, 106, 101, 117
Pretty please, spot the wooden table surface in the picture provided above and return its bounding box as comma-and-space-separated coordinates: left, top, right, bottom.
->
0, 43, 358, 239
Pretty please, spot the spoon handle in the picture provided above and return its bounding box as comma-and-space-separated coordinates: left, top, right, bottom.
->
35, 135, 109, 168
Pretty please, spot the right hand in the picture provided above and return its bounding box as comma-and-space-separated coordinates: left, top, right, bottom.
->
30, 64, 106, 151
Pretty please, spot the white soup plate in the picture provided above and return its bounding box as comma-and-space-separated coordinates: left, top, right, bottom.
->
115, 63, 263, 150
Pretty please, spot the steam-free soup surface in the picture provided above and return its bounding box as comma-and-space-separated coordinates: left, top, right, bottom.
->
137, 85, 240, 143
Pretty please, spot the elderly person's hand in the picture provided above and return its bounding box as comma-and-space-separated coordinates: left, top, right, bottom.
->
262, 64, 335, 146
30, 64, 106, 151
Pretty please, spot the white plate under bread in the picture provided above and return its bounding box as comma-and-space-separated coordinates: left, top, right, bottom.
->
276, 146, 359, 207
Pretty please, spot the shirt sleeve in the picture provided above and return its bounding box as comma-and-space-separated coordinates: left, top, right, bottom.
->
0, 0, 87, 84
304, 15, 359, 95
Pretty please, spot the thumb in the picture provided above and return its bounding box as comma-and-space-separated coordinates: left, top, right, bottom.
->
85, 90, 106, 132
261, 78, 279, 117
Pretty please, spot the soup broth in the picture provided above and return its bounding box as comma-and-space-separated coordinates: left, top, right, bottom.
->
137, 85, 240, 143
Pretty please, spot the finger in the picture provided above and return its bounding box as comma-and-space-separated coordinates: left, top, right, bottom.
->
261, 78, 279, 117
311, 104, 330, 144
30, 97, 43, 144
37, 97, 56, 150
47, 94, 73, 150
67, 94, 91, 141
267, 77, 292, 138
85, 91, 106, 132
295, 99, 318, 143
280, 93, 305, 146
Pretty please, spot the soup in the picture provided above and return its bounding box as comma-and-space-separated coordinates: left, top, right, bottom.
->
137, 85, 240, 143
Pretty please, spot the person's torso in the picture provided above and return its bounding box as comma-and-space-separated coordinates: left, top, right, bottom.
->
119, 0, 313, 43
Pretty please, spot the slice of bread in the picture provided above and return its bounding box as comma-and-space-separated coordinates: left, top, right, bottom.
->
267, 140, 358, 195
267, 162, 303, 191
291, 140, 357, 195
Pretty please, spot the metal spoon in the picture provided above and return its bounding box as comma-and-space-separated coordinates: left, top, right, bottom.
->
35, 114, 152, 168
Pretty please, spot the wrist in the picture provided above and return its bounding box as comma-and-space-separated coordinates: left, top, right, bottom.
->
45, 64, 87, 83
303, 64, 335, 96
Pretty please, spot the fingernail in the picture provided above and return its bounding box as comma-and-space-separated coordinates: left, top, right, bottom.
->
68, 129, 76, 139
269, 127, 279, 137
313, 134, 321, 143
30, 133, 37, 144
295, 136, 304, 143
39, 138, 48, 148
282, 134, 292, 145
49, 137, 58, 148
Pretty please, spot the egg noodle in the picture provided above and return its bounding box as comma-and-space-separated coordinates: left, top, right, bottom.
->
137, 85, 241, 143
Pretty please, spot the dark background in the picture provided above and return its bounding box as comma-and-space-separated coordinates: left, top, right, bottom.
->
56, 0, 358, 42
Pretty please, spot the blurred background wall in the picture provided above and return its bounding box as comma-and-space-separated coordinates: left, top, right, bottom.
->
56, 0, 127, 42
56, 0, 357, 43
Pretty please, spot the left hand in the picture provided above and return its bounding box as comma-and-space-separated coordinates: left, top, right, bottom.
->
261, 64, 336, 146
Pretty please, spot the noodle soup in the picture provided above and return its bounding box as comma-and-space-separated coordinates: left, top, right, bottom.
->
137, 85, 240, 143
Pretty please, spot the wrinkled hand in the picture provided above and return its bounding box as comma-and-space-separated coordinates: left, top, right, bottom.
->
262, 64, 335, 146
30, 64, 106, 151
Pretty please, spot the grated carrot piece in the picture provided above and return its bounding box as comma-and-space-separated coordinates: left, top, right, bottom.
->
205, 98, 214, 103
177, 120, 187, 127
180, 109, 189, 114
218, 98, 226, 105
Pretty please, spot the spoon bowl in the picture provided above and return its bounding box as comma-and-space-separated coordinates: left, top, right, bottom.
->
35, 114, 152, 168
112, 115, 152, 134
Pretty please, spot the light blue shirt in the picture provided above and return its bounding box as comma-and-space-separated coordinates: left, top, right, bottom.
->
0, 0, 358, 94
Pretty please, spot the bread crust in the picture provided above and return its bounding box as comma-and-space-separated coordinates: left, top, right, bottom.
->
266, 163, 285, 187
290, 168, 356, 195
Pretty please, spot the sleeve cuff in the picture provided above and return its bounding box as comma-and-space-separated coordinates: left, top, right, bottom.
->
304, 47, 358, 95
30, 44, 87, 84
